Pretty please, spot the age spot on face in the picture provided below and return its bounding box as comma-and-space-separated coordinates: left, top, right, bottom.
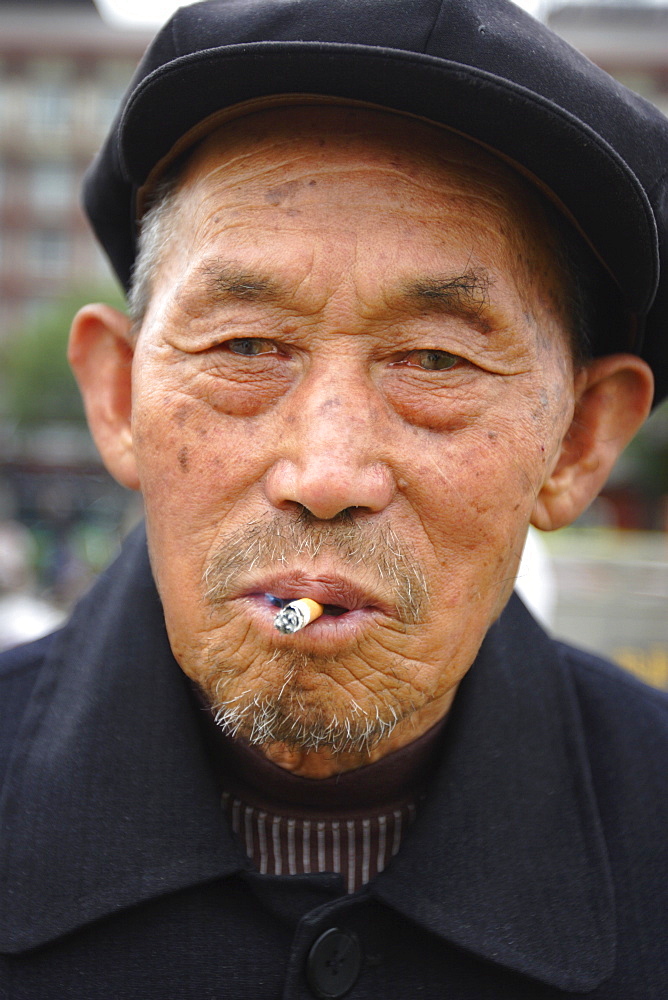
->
174, 403, 190, 427
319, 397, 342, 412
178, 446, 189, 472
265, 179, 303, 205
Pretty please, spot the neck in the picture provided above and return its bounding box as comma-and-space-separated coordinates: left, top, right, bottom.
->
255, 689, 458, 778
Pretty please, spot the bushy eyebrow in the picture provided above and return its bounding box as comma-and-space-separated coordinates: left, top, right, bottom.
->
199, 262, 279, 301
191, 261, 494, 328
401, 271, 491, 314
394, 270, 496, 334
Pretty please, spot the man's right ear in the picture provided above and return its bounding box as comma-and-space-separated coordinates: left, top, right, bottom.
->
68, 303, 140, 491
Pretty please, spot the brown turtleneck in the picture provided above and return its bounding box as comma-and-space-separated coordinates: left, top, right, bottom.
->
197, 703, 447, 893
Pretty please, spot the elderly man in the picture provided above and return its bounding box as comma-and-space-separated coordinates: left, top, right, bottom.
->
1, 0, 667, 996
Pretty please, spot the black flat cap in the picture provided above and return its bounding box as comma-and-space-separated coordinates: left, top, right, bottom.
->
83, 0, 668, 403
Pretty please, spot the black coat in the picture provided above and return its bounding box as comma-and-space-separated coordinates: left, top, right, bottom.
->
1, 527, 667, 998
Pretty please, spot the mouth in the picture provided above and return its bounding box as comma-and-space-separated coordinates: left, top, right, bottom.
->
267, 594, 348, 618
235, 572, 393, 635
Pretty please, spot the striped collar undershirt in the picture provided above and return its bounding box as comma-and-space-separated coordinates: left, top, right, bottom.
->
197, 700, 448, 894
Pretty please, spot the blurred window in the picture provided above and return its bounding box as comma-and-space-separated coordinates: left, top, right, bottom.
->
29, 84, 72, 138
0, 75, 27, 140
28, 230, 71, 278
88, 59, 136, 137
25, 60, 74, 139
30, 163, 76, 213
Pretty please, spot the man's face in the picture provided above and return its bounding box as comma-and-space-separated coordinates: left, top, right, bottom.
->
129, 107, 576, 772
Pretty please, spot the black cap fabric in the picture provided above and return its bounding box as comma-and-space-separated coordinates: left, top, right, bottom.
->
83, 0, 668, 402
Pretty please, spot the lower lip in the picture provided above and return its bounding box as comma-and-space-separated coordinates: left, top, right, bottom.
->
238, 593, 381, 641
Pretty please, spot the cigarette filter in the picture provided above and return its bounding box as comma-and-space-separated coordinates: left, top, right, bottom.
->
273, 598, 324, 634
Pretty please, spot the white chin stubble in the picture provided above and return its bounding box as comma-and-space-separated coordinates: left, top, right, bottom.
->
199, 515, 429, 753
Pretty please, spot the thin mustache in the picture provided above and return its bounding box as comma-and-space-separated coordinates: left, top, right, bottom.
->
202, 514, 428, 624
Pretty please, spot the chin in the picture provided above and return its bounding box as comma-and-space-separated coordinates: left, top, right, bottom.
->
200, 649, 418, 757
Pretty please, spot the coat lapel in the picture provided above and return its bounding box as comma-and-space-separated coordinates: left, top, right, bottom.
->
0, 532, 615, 988
372, 595, 615, 991
0, 527, 247, 953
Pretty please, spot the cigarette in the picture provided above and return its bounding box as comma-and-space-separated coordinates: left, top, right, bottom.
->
273, 598, 324, 634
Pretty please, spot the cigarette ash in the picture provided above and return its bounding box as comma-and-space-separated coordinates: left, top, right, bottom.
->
274, 603, 308, 634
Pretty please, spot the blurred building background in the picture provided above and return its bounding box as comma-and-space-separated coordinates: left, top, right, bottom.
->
0, 0, 666, 687
0, 0, 149, 647
0, 0, 151, 336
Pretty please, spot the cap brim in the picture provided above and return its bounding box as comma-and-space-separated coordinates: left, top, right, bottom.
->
115, 41, 658, 328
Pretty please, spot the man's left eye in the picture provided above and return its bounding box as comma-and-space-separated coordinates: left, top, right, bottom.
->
406, 349, 460, 371
226, 338, 276, 356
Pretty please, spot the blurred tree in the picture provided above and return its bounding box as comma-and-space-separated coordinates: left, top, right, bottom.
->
2, 288, 126, 427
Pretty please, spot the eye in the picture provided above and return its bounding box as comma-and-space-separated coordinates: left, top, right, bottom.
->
405, 349, 460, 371
226, 338, 277, 356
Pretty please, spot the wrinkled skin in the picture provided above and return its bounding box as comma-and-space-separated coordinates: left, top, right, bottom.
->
70, 106, 653, 776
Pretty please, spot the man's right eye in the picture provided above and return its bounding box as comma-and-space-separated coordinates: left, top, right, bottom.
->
226, 338, 276, 356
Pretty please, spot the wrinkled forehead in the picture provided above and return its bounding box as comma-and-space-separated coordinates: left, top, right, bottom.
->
146, 102, 566, 324
141, 96, 565, 211
165, 103, 559, 258
192, 105, 524, 186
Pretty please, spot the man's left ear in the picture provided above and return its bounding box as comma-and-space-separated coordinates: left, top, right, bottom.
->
532, 354, 654, 531
68, 303, 140, 491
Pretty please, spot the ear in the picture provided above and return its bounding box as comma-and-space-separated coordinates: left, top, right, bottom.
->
68, 303, 140, 491
532, 354, 654, 531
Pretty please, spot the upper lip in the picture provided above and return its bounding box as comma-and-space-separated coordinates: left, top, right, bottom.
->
238, 571, 392, 614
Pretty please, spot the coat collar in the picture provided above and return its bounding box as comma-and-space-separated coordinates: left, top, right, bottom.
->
371, 599, 615, 991
0, 527, 614, 989
0, 526, 248, 953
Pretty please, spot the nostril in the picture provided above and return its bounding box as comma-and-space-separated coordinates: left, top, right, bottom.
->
297, 506, 357, 526
264, 454, 394, 521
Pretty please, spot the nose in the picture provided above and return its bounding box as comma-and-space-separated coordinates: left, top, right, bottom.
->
264, 375, 395, 520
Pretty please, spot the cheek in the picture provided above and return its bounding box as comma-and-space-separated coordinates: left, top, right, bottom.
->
422, 427, 547, 512
131, 385, 265, 538
196, 362, 293, 417
381, 373, 484, 433
406, 422, 553, 587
